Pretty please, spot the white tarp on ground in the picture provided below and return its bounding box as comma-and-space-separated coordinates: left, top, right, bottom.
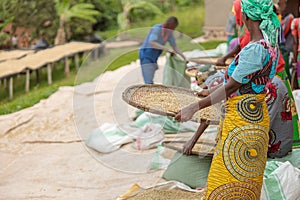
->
0, 57, 167, 199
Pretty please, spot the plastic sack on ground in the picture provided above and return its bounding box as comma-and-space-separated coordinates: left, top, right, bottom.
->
162, 151, 212, 189
292, 90, 300, 121
267, 148, 300, 169
163, 53, 190, 89
215, 43, 228, 56
149, 145, 173, 170
86, 123, 165, 153
85, 123, 134, 153
261, 161, 300, 200
133, 112, 199, 134
132, 123, 164, 150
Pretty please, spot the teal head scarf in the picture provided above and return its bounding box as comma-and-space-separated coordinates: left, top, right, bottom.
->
241, 0, 280, 46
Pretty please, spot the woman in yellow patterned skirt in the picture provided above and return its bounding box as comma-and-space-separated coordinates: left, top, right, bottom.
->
174, 0, 280, 199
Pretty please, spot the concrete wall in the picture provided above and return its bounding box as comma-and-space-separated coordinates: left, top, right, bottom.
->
204, 0, 233, 27
203, 0, 233, 39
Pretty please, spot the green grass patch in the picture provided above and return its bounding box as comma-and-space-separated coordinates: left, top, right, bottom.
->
0, 85, 59, 114
199, 40, 226, 50
108, 50, 139, 71
74, 46, 139, 85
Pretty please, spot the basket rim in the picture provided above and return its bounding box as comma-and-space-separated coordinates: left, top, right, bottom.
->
122, 84, 220, 124
162, 140, 215, 157
185, 67, 199, 77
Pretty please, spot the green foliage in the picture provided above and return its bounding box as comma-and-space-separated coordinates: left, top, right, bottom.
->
176, 0, 192, 7
0, 17, 14, 30
0, 33, 10, 47
174, 6, 205, 38
54, 0, 100, 23
1, 0, 205, 43
0, 0, 57, 45
175, 0, 204, 7
8, 1, 56, 31
0, 16, 14, 47
129, 5, 204, 39
69, 19, 93, 40
66, 3, 100, 23
128, 3, 162, 24
0, 0, 15, 21
118, 0, 162, 30
54, 0, 101, 44
127, 1, 162, 15
89, 0, 122, 31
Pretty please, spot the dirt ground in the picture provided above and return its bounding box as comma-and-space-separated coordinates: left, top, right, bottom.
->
0, 57, 169, 199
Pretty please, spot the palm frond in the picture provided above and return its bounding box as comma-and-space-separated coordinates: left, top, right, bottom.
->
0, 16, 14, 30
54, 0, 71, 15
128, 1, 162, 15
67, 3, 100, 23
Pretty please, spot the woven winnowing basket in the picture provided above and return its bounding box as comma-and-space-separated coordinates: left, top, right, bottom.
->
122, 84, 221, 124
185, 67, 199, 77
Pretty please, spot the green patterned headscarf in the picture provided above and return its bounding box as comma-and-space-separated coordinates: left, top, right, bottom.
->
241, 0, 280, 46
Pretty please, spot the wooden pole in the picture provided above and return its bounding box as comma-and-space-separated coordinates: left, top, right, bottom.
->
9, 76, 13, 100
83, 51, 89, 59
75, 53, 79, 69
3, 78, 7, 89
93, 48, 98, 60
25, 69, 30, 92
64, 56, 69, 77
47, 63, 52, 85
35, 69, 40, 83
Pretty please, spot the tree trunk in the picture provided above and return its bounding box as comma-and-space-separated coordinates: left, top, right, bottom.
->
118, 9, 130, 40
54, 15, 66, 45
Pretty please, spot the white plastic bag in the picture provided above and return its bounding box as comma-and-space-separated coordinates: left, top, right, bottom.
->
149, 145, 172, 170
132, 123, 164, 150
85, 123, 133, 153
261, 161, 300, 200
292, 90, 300, 121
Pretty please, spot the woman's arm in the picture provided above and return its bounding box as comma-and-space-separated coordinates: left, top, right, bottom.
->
195, 83, 223, 97
183, 122, 209, 155
175, 77, 242, 122
216, 44, 241, 66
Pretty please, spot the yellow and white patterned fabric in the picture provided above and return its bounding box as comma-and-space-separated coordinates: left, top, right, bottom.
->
205, 94, 270, 200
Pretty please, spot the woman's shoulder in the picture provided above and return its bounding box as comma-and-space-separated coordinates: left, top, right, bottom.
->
241, 41, 267, 55
238, 40, 272, 64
